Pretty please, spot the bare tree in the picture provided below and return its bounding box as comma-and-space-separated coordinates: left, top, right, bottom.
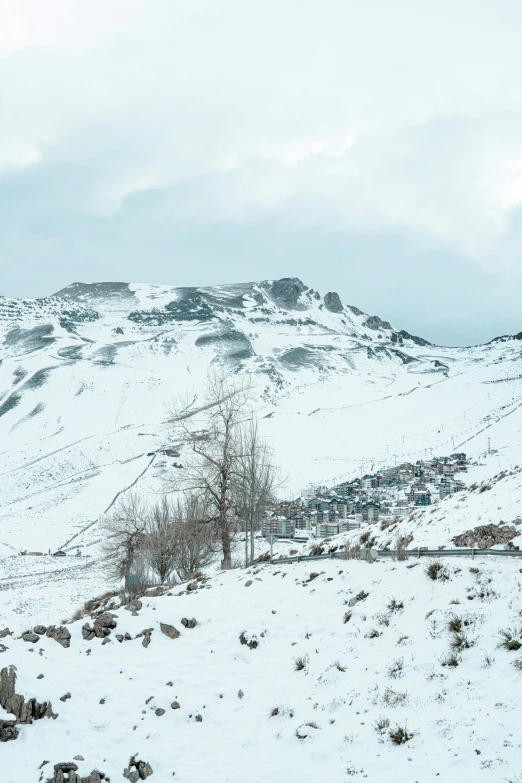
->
165, 372, 252, 569
234, 417, 278, 565
144, 496, 178, 583
102, 493, 149, 593
174, 492, 217, 579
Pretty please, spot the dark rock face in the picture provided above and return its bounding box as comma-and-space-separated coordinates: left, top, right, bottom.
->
0, 719, 19, 742
363, 315, 392, 331
453, 524, 519, 549
0, 666, 57, 730
3, 324, 56, 355
324, 292, 343, 313
53, 281, 134, 301
269, 278, 307, 309
398, 329, 431, 347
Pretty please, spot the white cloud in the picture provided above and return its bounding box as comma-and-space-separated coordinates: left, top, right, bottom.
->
2, 0, 522, 273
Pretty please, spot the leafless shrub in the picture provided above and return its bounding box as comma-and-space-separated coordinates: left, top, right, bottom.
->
310, 544, 324, 556
308, 572, 319, 582
269, 706, 280, 717
386, 657, 404, 679
367, 628, 381, 639
341, 544, 360, 561
305, 721, 320, 729
512, 658, 522, 671
395, 536, 410, 562
355, 590, 369, 602
450, 632, 474, 652
448, 614, 463, 633
376, 613, 390, 627
397, 635, 409, 646
294, 654, 309, 672
481, 650, 495, 668
333, 660, 346, 672
425, 560, 450, 582
383, 687, 408, 707
239, 631, 259, 650
374, 716, 390, 736
440, 652, 461, 668
387, 598, 404, 612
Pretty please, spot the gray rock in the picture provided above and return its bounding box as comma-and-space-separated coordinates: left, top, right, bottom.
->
137, 628, 153, 648
73, 755, 84, 760
453, 523, 518, 549
238, 689, 244, 699
160, 623, 180, 640
0, 665, 57, 725
181, 617, 197, 629
155, 708, 165, 716
171, 701, 180, 709
195, 714, 202, 722
363, 315, 392, 331
0, 629, 11, 638
0, 719, 18, 742
60, 693, 71, 702
244, 580, 252, 587
34, 625, 48, 635
54, 763, 79, 773
46, 626, 71, 648
37, 674, 44, 679
323, 291, 343, 313
23, 632, 40, 643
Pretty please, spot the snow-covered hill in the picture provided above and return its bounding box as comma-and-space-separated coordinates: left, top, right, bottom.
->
3, 556, 522, 782
2, 277, 522, 556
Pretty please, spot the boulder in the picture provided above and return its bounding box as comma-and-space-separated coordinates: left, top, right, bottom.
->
124, 756, 153, 780
23, 632, 40, 643
0, 629, 12, 639
269, 278, 307, 309
0, 665, 57, 725
160, 623, 180, 640
136, 628, 153, 648
34, 625, 48, 635
181, 618, 197, 629
46, 626, 71, 648
0, 719, 19, 742
155, 708, 165, 716
171, 701, 180, 709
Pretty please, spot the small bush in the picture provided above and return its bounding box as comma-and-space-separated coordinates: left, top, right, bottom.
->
239, 631, 259, 650
270, 706, 280, 717
499, 628, 522, 651
450, 632, 474, 652
440, 652, 461, 668
469, 567, 480, 574
367, 628, 381, 639
425, 560, 450, 582
310, 544, 324, 556
308, 572, 319, 582
397, 635, 409, 645
386, 657, 404, 679
333, 660, 346, 672
389, 725, 414, 745
388, 598, 404, 613
512, 658, 522, 671
376, 612, 390, 627
448, 614, 463, 633
360, 530, 371, 545
305, 721, 320, 729
294, 654, 309, 672
343, 611, 352, 624
374, 716, 390, 735
355, 590, 369, 602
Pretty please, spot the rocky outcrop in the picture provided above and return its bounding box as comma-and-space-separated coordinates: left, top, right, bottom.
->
324, 292, 343, 313
0, 628, 12, 639
34, 625, 48, 635
363, 315, 392, 331
0, 666, 57, 730
22, 632, 39, 643
123, 756, 153, 780
269, 278, 307, 309
0, 719, 19, 742
453, 524, 519, 549
160, 623, 180, 639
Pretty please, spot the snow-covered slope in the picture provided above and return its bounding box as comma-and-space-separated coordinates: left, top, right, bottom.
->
3, 556, 522, 783
1, 277, 522, 554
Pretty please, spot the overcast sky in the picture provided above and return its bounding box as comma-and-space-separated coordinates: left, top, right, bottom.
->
2, 1, 522, 345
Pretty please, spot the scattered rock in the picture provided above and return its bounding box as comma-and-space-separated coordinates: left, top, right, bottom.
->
244, 580, 252, 587
23, 632, 40, 643
124, 600, 143, 613
195, 714, 202, 722
136, 629, 153, 648
73, 756, 84, 761
60, 693, 71, 702
0, 629, 12, 639
180, 618, 197, 629
34, 625, 48, 635
0, 665, 57, 727
155, 708, 165, 717
171, 701, 180, 710
37, 674, 44, 679
166, 681, 173, 687
124, 755, 153, 780
238, 690, 244, 699
160, 623, 180, 640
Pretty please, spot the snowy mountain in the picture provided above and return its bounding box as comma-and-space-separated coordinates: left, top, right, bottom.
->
1, 277, 522, 555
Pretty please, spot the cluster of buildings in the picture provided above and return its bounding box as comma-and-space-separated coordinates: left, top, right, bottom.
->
262, 453, 469, 540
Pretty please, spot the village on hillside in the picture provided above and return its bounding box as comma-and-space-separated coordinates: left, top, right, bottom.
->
263, 453, 470, 540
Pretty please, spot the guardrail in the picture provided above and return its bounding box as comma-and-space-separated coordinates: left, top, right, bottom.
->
270, 547, 522, 565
